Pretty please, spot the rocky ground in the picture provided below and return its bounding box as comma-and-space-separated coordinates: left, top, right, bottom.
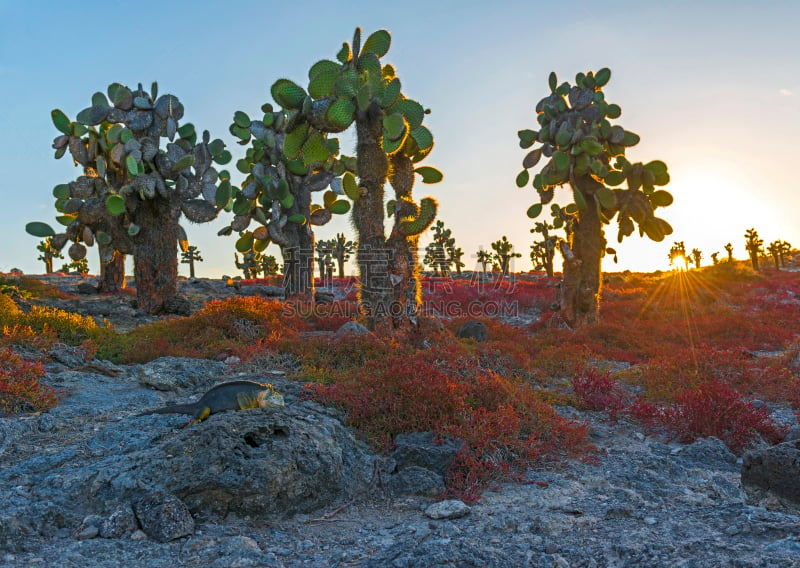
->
1, 275, 799, 567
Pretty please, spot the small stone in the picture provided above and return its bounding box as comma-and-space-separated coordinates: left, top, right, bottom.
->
76, 525, 99, 540
643, 517, 657, 525
133, 491, 195, 543
334, 320, 369, 339
424, 500, 471, 520
130, 530, 148, 541
724, 525, 740, 536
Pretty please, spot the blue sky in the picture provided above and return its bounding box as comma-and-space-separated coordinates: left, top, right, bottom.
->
2, 0, 798, 277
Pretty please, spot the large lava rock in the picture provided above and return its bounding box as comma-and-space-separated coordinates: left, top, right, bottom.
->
741, 439, 800, 513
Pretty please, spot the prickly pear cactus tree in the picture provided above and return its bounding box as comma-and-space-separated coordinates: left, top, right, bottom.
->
517, 68, 673, 327
270, 27, 442, 331
331, 233, 355, 278
222, 102, 351, 300
491, 236, 522, 276
744, 228, 763, 272
41, 82, 231, 311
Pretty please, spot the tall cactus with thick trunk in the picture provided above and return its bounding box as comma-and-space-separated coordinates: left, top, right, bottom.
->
518, 68, 673, 327
221, 103, 351, 300
270, 27, 443, 331
31, 82, 231, 312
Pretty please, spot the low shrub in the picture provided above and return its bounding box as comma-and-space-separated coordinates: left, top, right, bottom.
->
0, 347, 60, 414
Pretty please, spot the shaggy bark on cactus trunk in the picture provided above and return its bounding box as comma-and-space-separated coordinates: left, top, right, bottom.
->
97, 245, 126, 293
353, 104, 390, 332
277, 177, 316, 301
558, 176, 603, 328
386, 153, 422, 332
131, 200, 180, 314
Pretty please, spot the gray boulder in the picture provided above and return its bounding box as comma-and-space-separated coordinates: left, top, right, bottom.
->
455, 320, 488, 342
741, 439, 800, 513
132, 491, 195, 542
131, 356, 227, 391
390, 431, 465, 476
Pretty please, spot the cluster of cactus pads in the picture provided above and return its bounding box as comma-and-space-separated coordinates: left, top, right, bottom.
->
517, 69, 673, 244
261, 27, 443, 327
27, 82, 231, 311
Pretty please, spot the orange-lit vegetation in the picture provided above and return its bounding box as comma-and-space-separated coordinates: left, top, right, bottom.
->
0, 347, 60, 414
1, 261, 798, 498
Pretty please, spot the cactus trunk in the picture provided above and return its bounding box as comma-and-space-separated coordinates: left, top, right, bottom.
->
387, 153, 422, 332
281, 183, 315, 301
43, 256, 53, 274
97, 245, 126, 293
353, 107, 390, 332
558, 176, 602, 328
132, 200, 180, 314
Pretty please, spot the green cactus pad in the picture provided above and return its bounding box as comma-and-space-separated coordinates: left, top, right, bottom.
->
548, 72, 558, 92
356, 85, 372, 113
336, 42, 351, 64
356, 53, 383, 89
386, 199, 396, 217
606, 104, 621, 119
111, 85, 133, 109
516, 170, 529, 188
287, 214, 307, 224
360, 29, 391, 58
233, 111, 251, 128
216, 181, 232, 208
527, 203, 543, 219
410, 126, 433, 152
414, 166, 443, 184
595, 187, 617, 209
301, 131, 330, 167
283, 124, 309, 160
25, 221, 56, 238
280, 193, 295, 209
342, 172, 359, 201
328, 200, 350, 215
399, 196, 437, 236
236, 233, 254, 252
285, 160, 308, 176
595, 68, 611, 87
390, 99, 424, 129
383, 113, 406, 141
553, 151, 570, 170
649, 190, 673, 207
572, 186, 588, 211
381, 78, 401, 108
172, 154, 195, 173
105, 194, 125, 216
96, 231, 112, 245
309, 60, 341, 99
53, 184, 70, 199
334, 69, 359, 98
324, 98, 356, 130
271, 79, 307, 111
622, 131, 640, 146
382, 134, 405, 155
51, 109, 71, 135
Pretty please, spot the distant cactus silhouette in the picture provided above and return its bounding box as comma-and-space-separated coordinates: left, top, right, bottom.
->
491, 236, 522, 276
744, 229, 763, 272
180, 245, 203, 279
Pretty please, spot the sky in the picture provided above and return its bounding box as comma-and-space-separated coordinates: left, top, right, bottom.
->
2, 0, 798, 278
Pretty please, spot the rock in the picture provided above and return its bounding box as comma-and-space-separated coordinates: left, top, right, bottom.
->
387, 466, 445, 497
334, 321, 369, 339
455, 320, 488, 342
132, 491, 194, 542
162, 296, 193, 316
390, 431, 465, 476
79, 402, 376, 522
76, 282, 97, 295
131, 356, 227, 391
48, 342, 91, 368
237, 285, 283, 298
741, 439, 800, 513
674, 437, 738, 470
424, 499, 471, 520
100, 506, 138, 539
315, 291, 335, 304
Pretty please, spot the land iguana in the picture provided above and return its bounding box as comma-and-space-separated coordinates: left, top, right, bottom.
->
138, 380, 284, 425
